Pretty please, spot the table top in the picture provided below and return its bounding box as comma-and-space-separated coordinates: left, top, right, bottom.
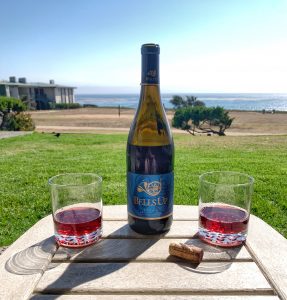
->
0, 205, 286, 300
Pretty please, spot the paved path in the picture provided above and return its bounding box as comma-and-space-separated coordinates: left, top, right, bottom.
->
0, 131, 33, 139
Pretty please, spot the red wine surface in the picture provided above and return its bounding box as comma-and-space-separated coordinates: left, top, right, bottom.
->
199, 204, 249, 234
54, 207, 102, 237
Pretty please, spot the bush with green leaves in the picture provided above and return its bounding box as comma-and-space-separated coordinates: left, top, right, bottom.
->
0, 96, 32, 131
83, 104, 98, 108
172, 106, 234, 136
55, 103, 81, 109
2, 112, 35, 131
0, 96, 26, 113
13, 112, 35, 131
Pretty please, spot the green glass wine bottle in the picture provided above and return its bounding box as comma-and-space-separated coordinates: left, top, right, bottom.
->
127, 43, 174, 234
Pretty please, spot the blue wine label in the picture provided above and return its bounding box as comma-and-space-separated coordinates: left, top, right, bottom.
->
127, 172, 174, 219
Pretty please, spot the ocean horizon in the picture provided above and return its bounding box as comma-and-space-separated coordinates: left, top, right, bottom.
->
75, 93, 287, 111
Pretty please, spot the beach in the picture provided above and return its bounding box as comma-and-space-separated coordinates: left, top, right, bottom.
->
30, 108, 287, 135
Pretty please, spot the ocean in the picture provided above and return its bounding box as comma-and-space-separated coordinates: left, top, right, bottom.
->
76, 93, 287, 111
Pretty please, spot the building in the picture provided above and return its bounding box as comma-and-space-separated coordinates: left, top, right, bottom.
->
0, 77, 76, 105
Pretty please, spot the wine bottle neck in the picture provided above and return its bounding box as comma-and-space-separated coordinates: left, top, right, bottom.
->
141, 52, 159, 85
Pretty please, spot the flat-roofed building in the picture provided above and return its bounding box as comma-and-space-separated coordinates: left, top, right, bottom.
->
0, 77, 76, 106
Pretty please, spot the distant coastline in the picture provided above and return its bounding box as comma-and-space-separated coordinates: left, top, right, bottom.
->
76, 93, 287, 111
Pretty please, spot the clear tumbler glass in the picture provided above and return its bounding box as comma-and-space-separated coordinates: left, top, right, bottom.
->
198, 171, 254, 247
49, 173, 102, 248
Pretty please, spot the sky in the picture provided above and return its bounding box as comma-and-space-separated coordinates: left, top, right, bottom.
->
0, 0, 287, 94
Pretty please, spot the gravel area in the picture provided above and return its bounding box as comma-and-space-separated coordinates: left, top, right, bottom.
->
0, 131, 33, 139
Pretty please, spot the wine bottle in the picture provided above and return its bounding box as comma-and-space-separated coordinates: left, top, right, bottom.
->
127, 43, 174, 234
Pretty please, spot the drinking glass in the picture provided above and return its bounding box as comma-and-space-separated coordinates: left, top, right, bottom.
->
49, 173, 103, 248
198, 171, 254, 247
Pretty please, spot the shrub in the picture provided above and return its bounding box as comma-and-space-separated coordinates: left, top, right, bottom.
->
55, 103, 81, 109
172, 106, 234, 136
0, 96, 28, 130
36, 100, 51, 110
0, 96, 26, 113
83, 104, 98, 108
14, 112, 35, 131
48, 102, 56, 110
2, 112, 35, 131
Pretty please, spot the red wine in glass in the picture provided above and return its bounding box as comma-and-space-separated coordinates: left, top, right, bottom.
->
199, 204, 249, 247
53, 206, 102, 248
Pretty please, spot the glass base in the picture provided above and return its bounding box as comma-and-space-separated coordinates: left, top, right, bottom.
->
55, 228, 102, 248
198, 227, 247, 247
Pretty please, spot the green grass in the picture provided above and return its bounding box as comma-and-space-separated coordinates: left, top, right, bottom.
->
0, 133, 286, 245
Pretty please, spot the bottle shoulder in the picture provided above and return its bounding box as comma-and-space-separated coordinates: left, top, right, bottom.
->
128, 86, 173, 146
128, 109, 173, 146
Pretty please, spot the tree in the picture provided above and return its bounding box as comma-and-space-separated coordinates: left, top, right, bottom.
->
172, 106, 234, 136
0, 96, 34, 131
170, 95, 185, 109
0, 96, 26, 113
0, 97, 26, 128
185, 96, 205, 107
170, 95, 206, 109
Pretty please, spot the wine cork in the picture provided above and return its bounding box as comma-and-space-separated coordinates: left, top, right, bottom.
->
169, 242, 203, 263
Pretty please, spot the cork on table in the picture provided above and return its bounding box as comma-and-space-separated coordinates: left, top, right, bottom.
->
0, 205, 286, 300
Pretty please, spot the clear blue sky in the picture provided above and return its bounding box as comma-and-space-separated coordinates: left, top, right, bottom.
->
0, 0, 286, 93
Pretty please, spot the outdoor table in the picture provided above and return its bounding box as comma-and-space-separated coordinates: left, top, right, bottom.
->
0, 205, 286, 300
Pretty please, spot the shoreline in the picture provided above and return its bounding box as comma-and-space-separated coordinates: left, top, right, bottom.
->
75, 92, 287, 112
30, 107, 287, 136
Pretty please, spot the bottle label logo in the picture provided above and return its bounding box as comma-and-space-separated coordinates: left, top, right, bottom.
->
128, 172, 174, 219
137, 180, 161, 196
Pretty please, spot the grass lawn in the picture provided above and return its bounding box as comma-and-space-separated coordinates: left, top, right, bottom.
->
0, 132, 286, 245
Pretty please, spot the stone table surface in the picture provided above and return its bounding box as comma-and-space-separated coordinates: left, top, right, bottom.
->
0, 205, 286, 300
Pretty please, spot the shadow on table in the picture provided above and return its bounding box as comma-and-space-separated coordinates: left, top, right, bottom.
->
5, 236, 57, 275
5, 227, 243, 298
22, 224, 161, 300
169, 235, 244, 274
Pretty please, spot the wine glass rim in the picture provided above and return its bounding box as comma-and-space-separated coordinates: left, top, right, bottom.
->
199, 171, 254, 186
48, 173, 102, 187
